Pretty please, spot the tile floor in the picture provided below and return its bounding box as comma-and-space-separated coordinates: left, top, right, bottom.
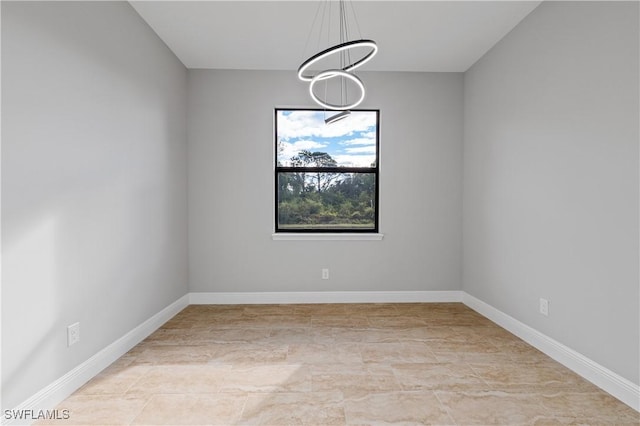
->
39, 303, 638, 425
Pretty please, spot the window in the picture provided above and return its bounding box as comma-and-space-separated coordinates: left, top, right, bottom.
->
275, 109, 379, 233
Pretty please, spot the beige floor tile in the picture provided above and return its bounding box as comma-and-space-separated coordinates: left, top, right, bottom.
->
430, 337, 515, 364
344, 391, 455, 425
77, 364, 152, 395
538, 390, 640, 423
392, 362, 489, 391
206, 327, 273, 343
311, 326, 342, 343
432, 350, 516, 364
325, 327, 374, 343
446, 324, 516, 342
436, 389, 550, 425
242, 304, 299, 316
131, 393, 246, 425
343, 303, 402, 317
126, 365, 229, 395
47, 303, 637, 425
395, 326, 462, 341
396, 303, 470, 315
267, 327, 315, 343
423, 312, 495, 327
469, 361, 586, 390
134, 344, 213, 365
143, 328, 217, 345
367, 316, 429, 328
287, 343, 363, 364
268, 326, 359, 344
532, 416, 640, 425
226, 314, 312, 328
178, 305, 245, 317
36, 395, 148, 425
311, 316, 371, 328
160, 317, 218, 329
312, 372, 402, 397
360, 342, 439, 363
113, 346, 149, 366
219, 364, 312, 393
293, 304, 349, 316
493, 340, 556, 364
427, 338, 502, 354
311, 362, 394, 376
239, 392, 346, 425
208, 343, 289, 364
325, 326, 445, 344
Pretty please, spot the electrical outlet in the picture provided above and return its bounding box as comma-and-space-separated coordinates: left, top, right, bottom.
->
67, 322, 80, 347
322, 268, 329, 280
539, 298, 549, 316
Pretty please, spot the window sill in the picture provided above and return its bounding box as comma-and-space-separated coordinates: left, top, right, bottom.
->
272, 233, 384, 241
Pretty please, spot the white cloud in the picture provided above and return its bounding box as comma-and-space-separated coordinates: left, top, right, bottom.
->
277, 111, 324, 140
333, 154, 376, 168
277, 110, 376, 139
341, 137, 375, 147
278, 139, 327, 164
345, 146, 376, 154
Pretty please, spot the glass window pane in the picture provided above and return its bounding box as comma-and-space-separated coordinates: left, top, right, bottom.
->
277, 172, 376, 230
276, 110, 377, 168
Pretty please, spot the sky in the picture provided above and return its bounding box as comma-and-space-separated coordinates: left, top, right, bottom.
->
276, 110, 378, 168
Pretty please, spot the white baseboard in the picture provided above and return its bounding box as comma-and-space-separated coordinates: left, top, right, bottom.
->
189, 290, 463, 305
3, 294, 189, 426
462, 292, 640, 412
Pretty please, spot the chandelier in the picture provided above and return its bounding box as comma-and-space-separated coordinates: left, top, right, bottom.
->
297, 0, 378, 120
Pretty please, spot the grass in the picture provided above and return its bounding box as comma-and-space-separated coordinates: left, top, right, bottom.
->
278, 223, 375, 230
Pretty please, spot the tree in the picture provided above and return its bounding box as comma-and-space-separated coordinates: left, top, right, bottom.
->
290, 150, 338, 193
278, 150, 376, 228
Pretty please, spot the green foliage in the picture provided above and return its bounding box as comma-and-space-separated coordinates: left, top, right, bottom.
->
278, 151, 376, 229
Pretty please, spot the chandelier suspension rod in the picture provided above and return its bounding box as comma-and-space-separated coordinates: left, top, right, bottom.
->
296, 0, 378, 112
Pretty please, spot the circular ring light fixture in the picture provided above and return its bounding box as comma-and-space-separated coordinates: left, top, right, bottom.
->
309, 70, 365, 110
297, 39, 378, 82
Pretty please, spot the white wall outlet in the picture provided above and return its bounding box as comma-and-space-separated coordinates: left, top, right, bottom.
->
67, 322, 80, 347
322, 268, 329, 280
539, 298, 549, 316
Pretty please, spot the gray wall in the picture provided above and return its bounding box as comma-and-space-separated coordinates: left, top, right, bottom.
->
463, 1, 639, 385
1, 1, 188, 409
188, 70, 463, 293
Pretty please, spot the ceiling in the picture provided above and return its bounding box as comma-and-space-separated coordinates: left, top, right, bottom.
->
130, 1, 541, 72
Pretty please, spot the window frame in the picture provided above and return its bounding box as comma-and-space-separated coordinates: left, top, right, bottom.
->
274, 108, 380, 234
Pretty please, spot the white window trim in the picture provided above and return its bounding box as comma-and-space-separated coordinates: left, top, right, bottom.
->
272, 233, 384, 241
